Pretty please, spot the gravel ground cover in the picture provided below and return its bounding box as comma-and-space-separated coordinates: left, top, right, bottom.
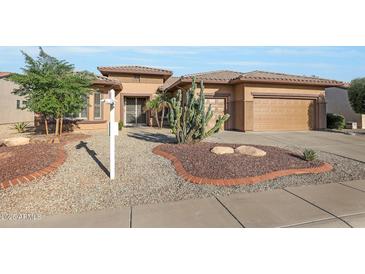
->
159, 143, 322, 179
30, 133, 90, 144
0, 124, 34, 140
0, 127, 365, 217
0, 143, 61, 182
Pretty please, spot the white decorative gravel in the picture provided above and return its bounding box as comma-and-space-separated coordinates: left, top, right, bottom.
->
0, 127, 365, 216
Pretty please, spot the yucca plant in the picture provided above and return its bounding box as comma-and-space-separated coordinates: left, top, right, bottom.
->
302, 148, 317, 161
13, 122, 29, 133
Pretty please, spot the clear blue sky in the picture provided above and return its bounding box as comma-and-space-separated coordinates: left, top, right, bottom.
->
1, 46, 364, 82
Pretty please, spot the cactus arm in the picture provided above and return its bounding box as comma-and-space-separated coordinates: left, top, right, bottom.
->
204, 114, 230, 138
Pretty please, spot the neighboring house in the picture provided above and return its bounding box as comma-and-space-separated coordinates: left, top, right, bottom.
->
34, 65, 347, 132
325, 87, 364, 129
0, 72, 34, 125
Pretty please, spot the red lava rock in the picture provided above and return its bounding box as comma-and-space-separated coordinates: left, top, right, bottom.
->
0, 143, 61, 183
0, 133, 89, 189
153, 143, 332, 186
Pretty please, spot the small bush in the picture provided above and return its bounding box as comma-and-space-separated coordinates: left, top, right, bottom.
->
302, 148, 317, 161
13, 122, 28, 133
327, 113, 345, 129
118, 121, 123, 131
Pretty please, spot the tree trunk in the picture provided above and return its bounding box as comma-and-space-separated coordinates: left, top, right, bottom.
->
54, 118, 59, 136
154, 111, 160, 128
160, 107, 165, 129
59, 117, 63, 136
44, 117, 49, 136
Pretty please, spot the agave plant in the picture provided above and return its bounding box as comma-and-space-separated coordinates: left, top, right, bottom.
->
302, 148, 317, 161
13, 122, 29, 133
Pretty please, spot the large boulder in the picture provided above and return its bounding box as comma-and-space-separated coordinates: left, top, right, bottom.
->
3, 137, 30, 147
235, 145, 266, 157
211, 146, 234, 155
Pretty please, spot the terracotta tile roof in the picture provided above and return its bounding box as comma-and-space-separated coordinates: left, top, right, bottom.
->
162, 70, 345, 90
0, 72, 11, 78
160, 70, 242, 91
159, 76, 180, 91
181, 70, 242, 82
97, 65, 173, 77
93, 75, 123, 91
235, 70, 344, 86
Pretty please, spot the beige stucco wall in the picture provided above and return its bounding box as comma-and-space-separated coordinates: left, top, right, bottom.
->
108, 73, 164, 85
325, 87, 364, 129
233, 84, 244, 131
0, 78, 34, 124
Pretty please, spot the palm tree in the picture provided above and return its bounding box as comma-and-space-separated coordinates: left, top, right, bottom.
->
144, 97, 161, 128
158, 92, 170, 128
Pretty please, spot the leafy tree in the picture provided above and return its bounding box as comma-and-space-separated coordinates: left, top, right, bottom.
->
9, 47, 95, 136
348, 78, 365, 114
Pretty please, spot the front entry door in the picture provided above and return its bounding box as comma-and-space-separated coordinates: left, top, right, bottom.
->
125, 97, 147, 126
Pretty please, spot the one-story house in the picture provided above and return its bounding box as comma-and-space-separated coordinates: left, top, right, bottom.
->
0, 72, 34, 125
37, 65, 347, 132
325, 87, 364, 129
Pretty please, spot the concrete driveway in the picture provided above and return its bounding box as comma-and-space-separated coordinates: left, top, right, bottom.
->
207, 130, 365, 162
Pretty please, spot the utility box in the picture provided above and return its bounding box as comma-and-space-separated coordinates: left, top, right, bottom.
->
346, 121, 357, 129
108, 122, 119, 136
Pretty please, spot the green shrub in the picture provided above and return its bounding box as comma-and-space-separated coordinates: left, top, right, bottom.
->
13, 122, 28, 133
327, 113, 345, 129
302, 148, 317, 161
118, 121, 123, 131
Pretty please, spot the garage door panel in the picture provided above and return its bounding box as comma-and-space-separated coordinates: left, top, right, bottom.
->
253, 98, 315, 131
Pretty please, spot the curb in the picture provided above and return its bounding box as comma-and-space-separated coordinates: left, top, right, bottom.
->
0, 145, 66, 191
152, 145, 333, 186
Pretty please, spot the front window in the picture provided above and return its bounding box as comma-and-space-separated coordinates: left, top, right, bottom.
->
79, 96, 88, 119
65, 96, 88, 119
93, 91, 102, 120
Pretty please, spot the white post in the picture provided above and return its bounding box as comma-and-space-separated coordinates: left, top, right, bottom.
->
102, 89, 117, 180
110, 89, 116, 180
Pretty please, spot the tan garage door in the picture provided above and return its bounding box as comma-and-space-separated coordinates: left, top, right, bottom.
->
205, 98, 226, 131
253, 98, 315, 131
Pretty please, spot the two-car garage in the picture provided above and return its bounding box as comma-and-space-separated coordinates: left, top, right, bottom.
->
205, 95, 319, 132
253, 97, 316, 131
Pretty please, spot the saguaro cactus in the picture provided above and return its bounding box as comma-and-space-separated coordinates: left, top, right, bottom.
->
168, 78, 230, 144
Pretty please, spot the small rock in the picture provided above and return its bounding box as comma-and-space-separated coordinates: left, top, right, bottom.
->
3, 137, 30, 147
211, 146, 234, 155
235, 145, 266, 157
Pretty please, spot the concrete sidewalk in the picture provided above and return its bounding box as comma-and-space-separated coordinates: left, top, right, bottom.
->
1, 180, 365, 228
